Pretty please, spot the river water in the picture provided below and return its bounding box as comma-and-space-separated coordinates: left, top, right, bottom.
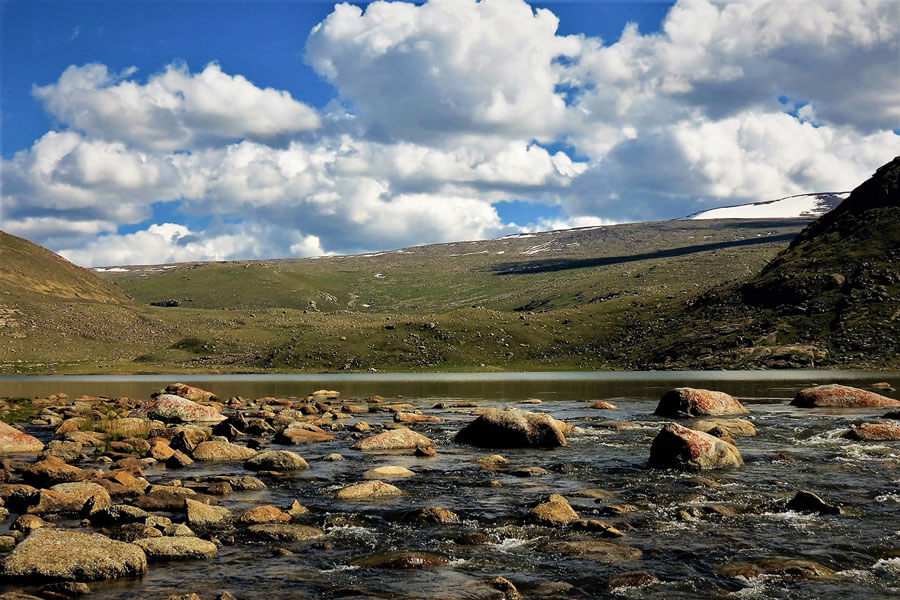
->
1, 371, 898, 599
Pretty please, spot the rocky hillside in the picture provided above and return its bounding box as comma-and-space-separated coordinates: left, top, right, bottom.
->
644, 156, 899, 369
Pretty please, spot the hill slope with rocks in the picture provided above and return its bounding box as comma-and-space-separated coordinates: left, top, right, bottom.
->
642, 157, 899, 369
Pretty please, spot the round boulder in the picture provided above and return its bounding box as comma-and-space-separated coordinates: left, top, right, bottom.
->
648, 423, 743, 471
454, 408, 570, 448
654, 388, 748, 418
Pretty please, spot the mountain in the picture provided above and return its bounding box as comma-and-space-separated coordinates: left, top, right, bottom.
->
645, 156, 899, 369
689, 192, 848, 220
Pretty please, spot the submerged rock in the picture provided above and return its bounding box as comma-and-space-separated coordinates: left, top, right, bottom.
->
541, 540, 642, 563
2, 529, 146, 581
791, 384, 900, 408
606, 571, 661, 590
142, 394, 226, 424
0, 423, 44, 455
648, 423, 743, 471
454, 408, 570, 448
715, 557, 835, 579
786, 490, 841, 515
351, 551, 449, 569
654, 388, 748, 418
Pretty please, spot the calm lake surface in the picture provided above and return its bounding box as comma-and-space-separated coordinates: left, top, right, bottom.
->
1, 371, 898, 599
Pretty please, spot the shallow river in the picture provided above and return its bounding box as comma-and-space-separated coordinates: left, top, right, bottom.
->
1, 371, 898, 599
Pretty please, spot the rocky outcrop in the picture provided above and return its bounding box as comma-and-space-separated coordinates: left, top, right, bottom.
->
454, 408, 571, 448
654, 388, 748, 417
791, 384, 899, 408
0, 422, 44, 455
648, 424, 743, 471
2, 529, 147, 581
351, 429, 433, 451
142, 395, 226, 424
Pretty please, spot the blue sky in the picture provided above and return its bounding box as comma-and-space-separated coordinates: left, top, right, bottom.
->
1, 0, 897, 265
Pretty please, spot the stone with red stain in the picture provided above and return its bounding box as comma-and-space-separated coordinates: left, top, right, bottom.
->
649, 423, 743, 471
842, 421, 900, 441
141, 394, 226, 424
161, 383, 217, 402
0, 422, 44, 455
791, 384, 900, 408
654, 388, 748, 417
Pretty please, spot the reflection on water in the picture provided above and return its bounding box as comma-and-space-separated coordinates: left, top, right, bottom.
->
1, 372, 898, 599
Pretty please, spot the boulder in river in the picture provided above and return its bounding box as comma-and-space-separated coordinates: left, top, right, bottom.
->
786, 490, 841, 515
790, 384, 900, 408
351, 429, 433, 451
246, 523, 324, 542
654, 388, 748, 418
1, 529, 147, 581
530, 494, 579, 525
191, 441, 257, 461
142, 394, 226, 424
0, 422, 44, 455
841, 421, 900, 441
454, 408, 571, 448
337, 480, 403, 500
244, 450, 309, 471
648, 423, 743, 471
274, 423, 335, 444
134, 536, 218, 560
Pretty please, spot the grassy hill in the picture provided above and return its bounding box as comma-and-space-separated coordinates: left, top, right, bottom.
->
0, 230, 180, 373
642, 156, 900, 369
3, 154, 896, 377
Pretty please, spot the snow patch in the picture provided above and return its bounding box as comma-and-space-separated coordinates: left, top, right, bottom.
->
690, 193, 849, 220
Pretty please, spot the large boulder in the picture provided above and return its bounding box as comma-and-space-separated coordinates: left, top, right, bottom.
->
2, 529, 146, 581
191, 441, 257, 461
351, 429, 433, 451
648, 423, 743, 471
654, 388, 748, 417
791, 384, 900, 408
141, 394, 226, 424
0, 422, 44, 455
454, 408, 570, 448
